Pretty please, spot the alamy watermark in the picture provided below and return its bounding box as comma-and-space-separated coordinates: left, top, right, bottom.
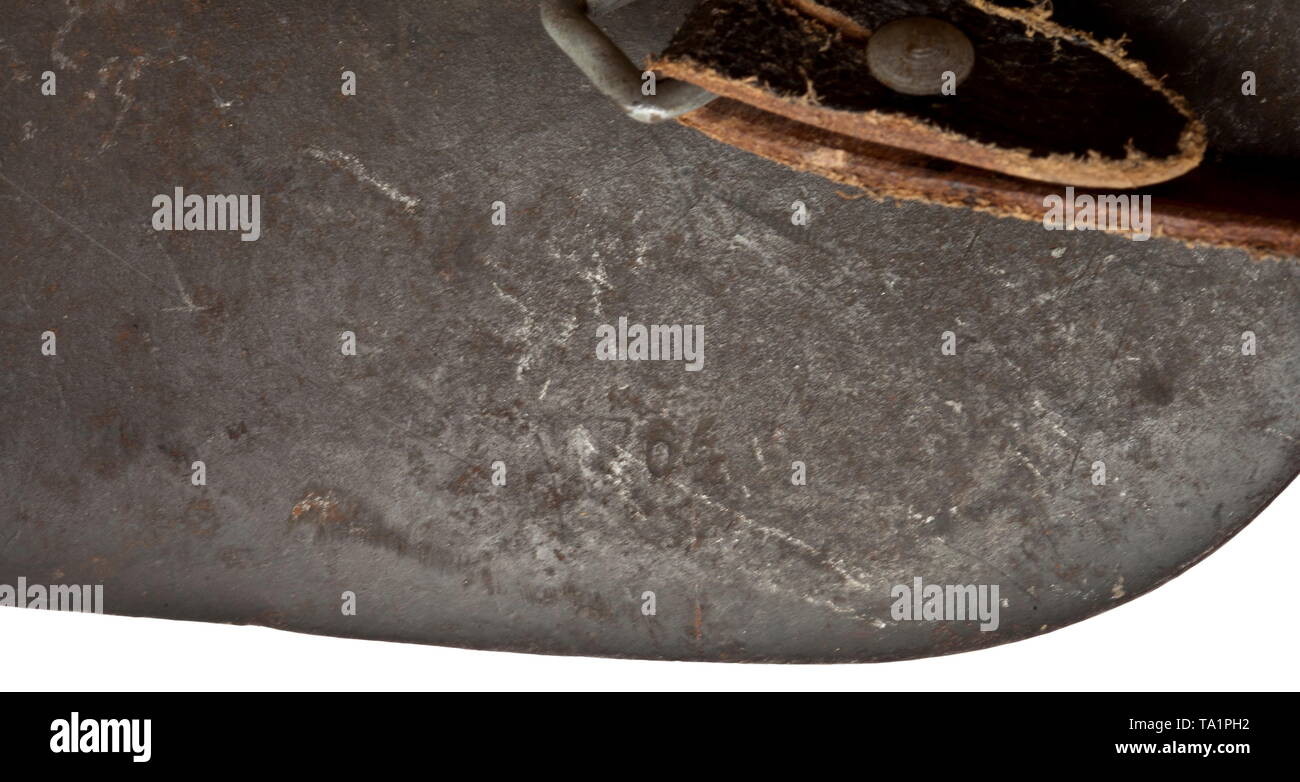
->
0, 577, 104, 613
1043, 187, 1152, 241
50, 712, 151, 763
596, 316, 704, 372
891, 576, 1000, 631
152, 186, 261, 241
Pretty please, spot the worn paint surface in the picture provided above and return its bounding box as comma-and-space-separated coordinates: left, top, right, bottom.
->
0, 0, 1296, 661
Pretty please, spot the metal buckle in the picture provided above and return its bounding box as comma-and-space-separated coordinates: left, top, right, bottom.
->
541, 0, 717, 123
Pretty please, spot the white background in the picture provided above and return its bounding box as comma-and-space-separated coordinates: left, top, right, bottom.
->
1, 481, 1294, 692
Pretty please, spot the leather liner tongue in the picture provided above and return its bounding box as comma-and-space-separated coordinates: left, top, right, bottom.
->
651, 0, 1207, 188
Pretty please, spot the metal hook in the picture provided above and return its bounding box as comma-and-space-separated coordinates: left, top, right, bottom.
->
540, 0, 717, 123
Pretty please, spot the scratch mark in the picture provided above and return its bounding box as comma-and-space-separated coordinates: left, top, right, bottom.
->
492, 282, 537, 380
153, 235, 212, 315
304, 147, 421, 212
578, 259, 611, 317
0, 170, 185, 307
1015, 449, 1046, 480
663, 470, 873, 596
51, 0, 86, 71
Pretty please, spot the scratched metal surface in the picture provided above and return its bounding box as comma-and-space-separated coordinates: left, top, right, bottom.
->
0, 0, 1296, 662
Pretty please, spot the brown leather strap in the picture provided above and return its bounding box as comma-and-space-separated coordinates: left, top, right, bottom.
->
679, 97, 1300, 258
653, 0, 1300, 257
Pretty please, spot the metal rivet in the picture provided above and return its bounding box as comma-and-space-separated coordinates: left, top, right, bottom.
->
866, 17, 974, 97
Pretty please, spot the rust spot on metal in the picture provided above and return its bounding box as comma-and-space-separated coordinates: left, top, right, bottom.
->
447, 465, 487, 495
290, 491, 345, 523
